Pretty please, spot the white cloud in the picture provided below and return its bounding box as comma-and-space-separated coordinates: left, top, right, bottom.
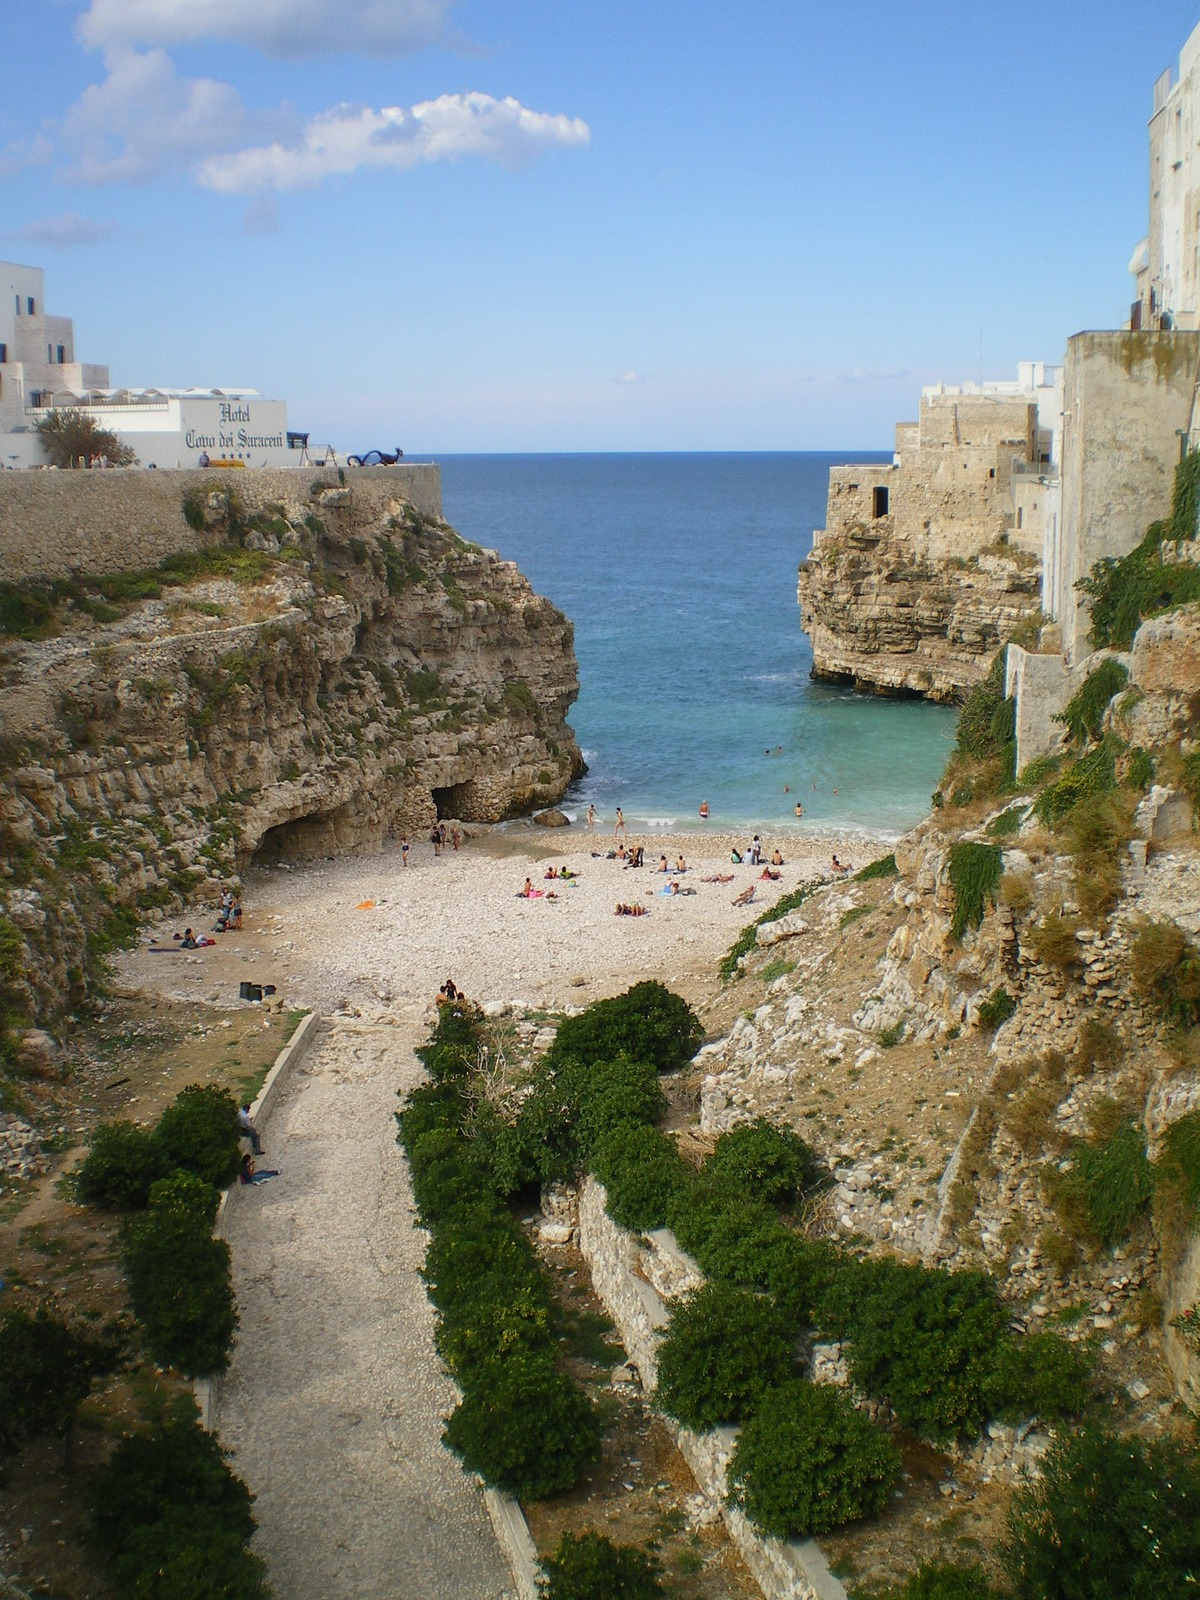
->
198, 93, 590, 193
77, 0, 452, 57
614, 369, 650, 385
7, 212, 129, 249
0, 132, 53, 179
59, 47, 292, 184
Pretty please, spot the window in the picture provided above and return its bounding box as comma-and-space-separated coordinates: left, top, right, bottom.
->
1017, 507, 1023, 530
989, 467, 995, 478
56, 345, 64, 363
872, 485, 889, 518
0, 343, 7, 363
27, 297, 34, 315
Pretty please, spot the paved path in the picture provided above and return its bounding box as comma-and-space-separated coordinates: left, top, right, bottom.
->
215, 1014, 513, 1600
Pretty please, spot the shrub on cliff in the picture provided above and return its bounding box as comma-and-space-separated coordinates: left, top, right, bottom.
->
442, 1352, 601, 1499
1057, 658, 1129, 745
547, 982, 703, 1074
1003, 1425, 1200, 1599
728, 1380, 899, 1538
121, 1202, 238, 1377
74, 1120, 171, 1209
704, 1118, 822, 1205
591, 1124, 688, 1231
818, 1258, 1007, 1443
155, 1085, 242, 1189
654, 1283, 795, 1429
539, 1531, 664, 1599
88, 1397, 268, 1600
1042, 1118, 1153, 1249
947, 842, 1003, 940
951, 652, 1015, 780
1131, 919, 1200, 1026
984, 1331, 1092, 1423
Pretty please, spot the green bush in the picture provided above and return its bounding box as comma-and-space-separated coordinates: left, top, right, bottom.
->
877, 1562, 1002, 1600
986, 804, 1028, 838
547, 982, 703, 1073
538, 1530, 663, 1599
88, 1398, 268, 1600
1130, 919, 1200, 1026
415, 1001, 482, 1083
1057, 659, 1129, 744
395, 1080, 464, 1150
408, 1126, 500, 1222
155, 1085, 242, 1188
654, 1283, 795, 1429
1003, 1425, 1200, 1599
1155, 1108, 1200, 1230
436, 1279, 554, 1381
728, 1380, 899, 1537
704, 1117, 821, 1205
953, 652, 1015, 775
147, 1171, 221, 1228
1044, 1120, 1153, 1248
74, 1120, 170, 1209
442, 1353, 601, 1499
947, 842, 1003, 940
854, 853, 898, 881
121, 1208, 238, 1376
515, 1052, 666, 1184
1033, 739, 1117, 828
422, 1215, 545, 1313
591, 1124, 689, 1231
984, 1331, 1092, 1422
0, 1306, 121, 1455
818, 1258, 1007, 1443
574, 1055, 668, 1155
1126, 745, 1155, 790
977, 988, 1016, 1030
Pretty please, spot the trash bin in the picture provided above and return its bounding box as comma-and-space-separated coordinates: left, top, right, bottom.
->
239, 982, 263, 1002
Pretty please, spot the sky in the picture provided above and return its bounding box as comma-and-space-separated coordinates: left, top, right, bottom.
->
3, 1, 1200, 452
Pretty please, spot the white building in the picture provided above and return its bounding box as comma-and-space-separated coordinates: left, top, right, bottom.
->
1130, 20, 1200, 331
1, 259, 313, 469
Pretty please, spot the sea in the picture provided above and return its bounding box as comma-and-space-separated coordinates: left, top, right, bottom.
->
437, 453, 957, 840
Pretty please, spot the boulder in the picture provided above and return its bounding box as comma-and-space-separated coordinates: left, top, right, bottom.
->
756, 911, 810, 946
1130, 604, 1200, 696
533, 808, 569, 828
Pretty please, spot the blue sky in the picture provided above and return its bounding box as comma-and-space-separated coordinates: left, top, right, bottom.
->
3, 1, 1199, 451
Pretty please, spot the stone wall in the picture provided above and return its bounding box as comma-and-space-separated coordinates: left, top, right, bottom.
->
578, 1178, 847, 1600
0, 463, 442, 583
1056, 331, 1200, 662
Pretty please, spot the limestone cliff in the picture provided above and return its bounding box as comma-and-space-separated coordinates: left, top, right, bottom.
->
0, 472, 581, 1023
796, 534, 1041, 701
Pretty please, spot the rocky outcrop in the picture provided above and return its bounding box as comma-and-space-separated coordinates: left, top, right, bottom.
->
0, 475, 581, 1022
796, 536, 1041, 701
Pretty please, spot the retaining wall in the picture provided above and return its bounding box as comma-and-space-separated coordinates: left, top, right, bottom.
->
0, 462, 442, 582
577, 1177, 847, 1600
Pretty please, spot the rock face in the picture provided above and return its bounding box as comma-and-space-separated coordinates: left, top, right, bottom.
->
0, 477, 581, 1022
796, 536, 1041, 701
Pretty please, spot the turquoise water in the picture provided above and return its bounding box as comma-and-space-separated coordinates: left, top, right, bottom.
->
438, 454, 957, 838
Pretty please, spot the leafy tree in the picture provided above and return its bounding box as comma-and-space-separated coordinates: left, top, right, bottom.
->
147, 1170, 222, 1228
443, 1353, 601, 1499
155, 1085, 242, 1188
546, 982, 703, 1074
984, 1331, 1091, 1423
1003, 1425, 1200, 1599
591, 1123, 688, 1231
88, 1397, 268, 1599
36, 408, 136, 468
728, 1380, 899, 1537
0, 1306, 122, 1465
515, 1052, 666, 1184
74, 1120, 171, 1209
121, 1208, 238, 1376
538, 1530, 663, 1599
818, 1258, 1007, 1443
704, 1117, 821, 1204
654, 1283, 795, 1429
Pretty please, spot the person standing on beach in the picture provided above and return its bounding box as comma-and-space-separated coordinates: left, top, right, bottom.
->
614, 807, 626, 839
451, 827, 460, 852
401, 838, 410, 867
430, 826, 441, 857
698, 800, 709, 819
586, 804, 596, 831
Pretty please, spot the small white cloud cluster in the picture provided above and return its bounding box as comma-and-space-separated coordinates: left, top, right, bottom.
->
200, 93, 590, 192
6, 212, 128, 249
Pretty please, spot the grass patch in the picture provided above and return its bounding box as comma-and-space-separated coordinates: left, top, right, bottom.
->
854, 853, 897, 881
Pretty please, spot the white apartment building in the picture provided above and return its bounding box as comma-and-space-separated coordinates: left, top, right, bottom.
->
1, 259, 313, 469
1130, 20, 1200, 330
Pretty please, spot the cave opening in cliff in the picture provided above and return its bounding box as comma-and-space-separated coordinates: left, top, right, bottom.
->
432, 781, 480, 821
252, 811, 346, 865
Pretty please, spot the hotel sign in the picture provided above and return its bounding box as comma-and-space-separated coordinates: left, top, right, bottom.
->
184, 398, 285, 453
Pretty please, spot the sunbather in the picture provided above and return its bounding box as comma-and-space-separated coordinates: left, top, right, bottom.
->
732, 885, 756, 907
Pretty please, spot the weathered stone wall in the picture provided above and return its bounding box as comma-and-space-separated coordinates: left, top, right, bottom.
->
0, 463, 442, 582
1056, 330, 1200, 662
